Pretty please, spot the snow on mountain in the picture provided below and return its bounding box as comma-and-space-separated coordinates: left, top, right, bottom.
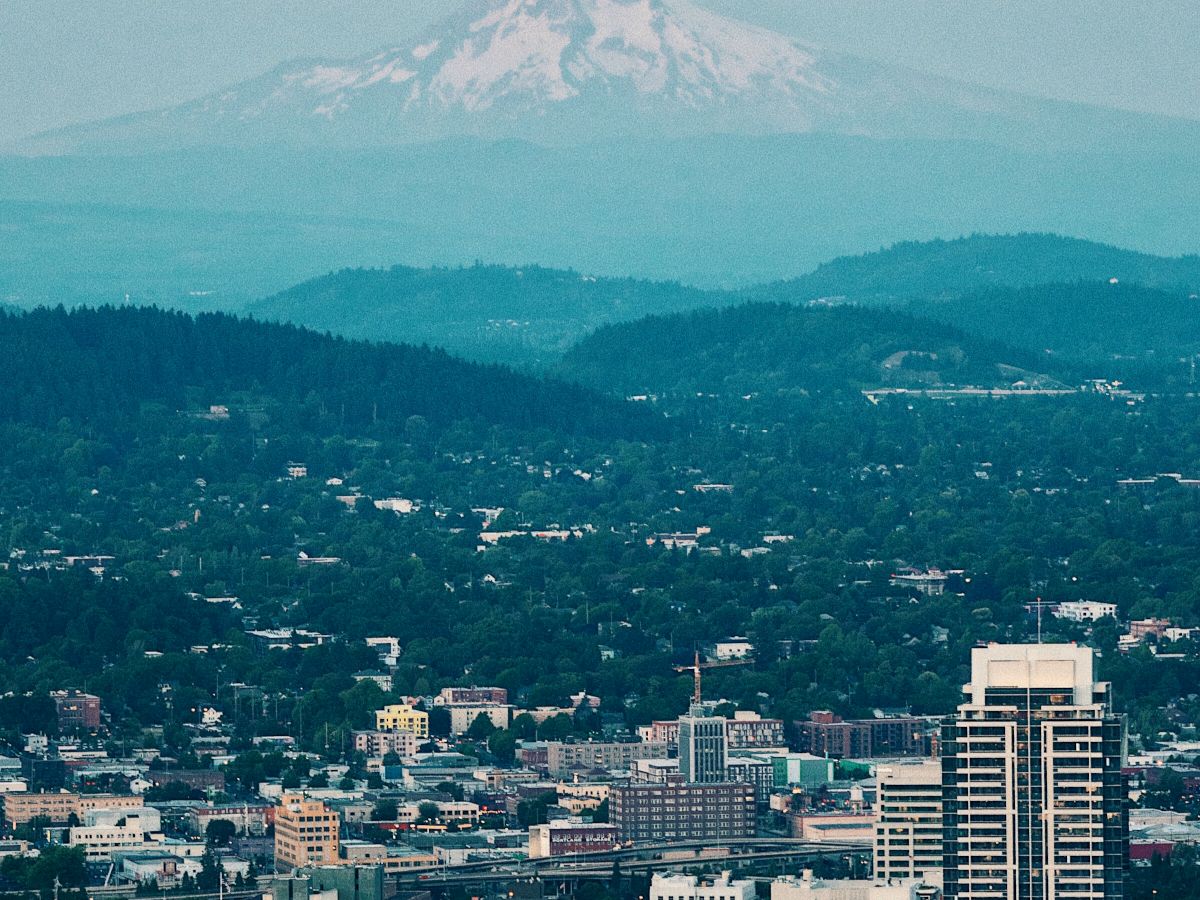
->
15, 0, 1200, 154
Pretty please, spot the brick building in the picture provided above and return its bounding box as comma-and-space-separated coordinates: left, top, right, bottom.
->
51, 690, 101, 732
795, 711, 928, 758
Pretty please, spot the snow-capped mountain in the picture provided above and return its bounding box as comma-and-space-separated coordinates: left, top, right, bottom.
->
15, 0, 1200, 154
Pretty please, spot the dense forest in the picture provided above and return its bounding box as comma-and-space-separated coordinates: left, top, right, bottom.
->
557, 302, 1077, 396
754, 233, 1200, 303
908, 281, 1200, 362
0, 306, 651, 439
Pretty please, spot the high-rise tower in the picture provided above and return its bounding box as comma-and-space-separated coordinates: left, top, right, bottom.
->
941, 644, 1126, 899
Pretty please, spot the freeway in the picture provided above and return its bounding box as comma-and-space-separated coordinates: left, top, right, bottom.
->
395, 840, 871, 887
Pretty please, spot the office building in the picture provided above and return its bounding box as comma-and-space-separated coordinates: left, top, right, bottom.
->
610, 781, 755, 843
678, 705, 727, 783
275, 794, 340, 872
941, 644, 1126, 899
874, 761, 943, 882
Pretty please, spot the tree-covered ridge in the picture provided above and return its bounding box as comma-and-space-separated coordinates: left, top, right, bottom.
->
558, 302, 1074, 396
0, 306, 650, 439
753, 233, 1200, 304
248, 264, 720, 366
908, 281, 1200, 361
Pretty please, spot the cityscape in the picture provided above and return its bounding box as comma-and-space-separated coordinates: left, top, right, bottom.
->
2, 1, 1199, 900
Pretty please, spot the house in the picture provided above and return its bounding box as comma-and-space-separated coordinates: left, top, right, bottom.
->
1053, 601, 1118, 623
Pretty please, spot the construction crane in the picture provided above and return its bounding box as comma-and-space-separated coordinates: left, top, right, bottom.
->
673, 649, 753, 704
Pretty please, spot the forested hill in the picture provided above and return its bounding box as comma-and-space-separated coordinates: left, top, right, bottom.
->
752, 234, 1200, 304
557, 302, 1074, 397
908, 281, 1200, 362
0, 306, 648, 439
248, 264, 719, 367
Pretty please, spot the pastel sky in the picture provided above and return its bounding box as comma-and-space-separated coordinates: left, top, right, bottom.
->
2, 0, 1197, 143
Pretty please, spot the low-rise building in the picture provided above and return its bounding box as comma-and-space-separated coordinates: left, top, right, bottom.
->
435, 687, 509, 706
795, 711, 928, 759
528, 820, 619, 858
650, 872, 755, 900
545, 740, 669, 778
1054, 601, 1118, 623
772, 873, 942, 900
374, 704, 429, 739
52, 690, 102, 732
445, 703, 511, 735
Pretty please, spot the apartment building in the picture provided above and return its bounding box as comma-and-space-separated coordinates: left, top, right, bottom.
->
274, 794, 341, 873
874, 761, 943, 883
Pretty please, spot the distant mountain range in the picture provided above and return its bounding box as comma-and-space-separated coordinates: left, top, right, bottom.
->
14, 0, 1200, 155
241, 234, 1200, 369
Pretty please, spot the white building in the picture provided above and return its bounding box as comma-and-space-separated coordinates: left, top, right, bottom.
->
651, 872, 755, 900
772, 872, 942, 900
940, 643, 1126, 899
874, 761, 942, 883
70, 822, 154, 862
1053, 601, 1118, 623
712, 638, 754, 660
446, 703, 512, 735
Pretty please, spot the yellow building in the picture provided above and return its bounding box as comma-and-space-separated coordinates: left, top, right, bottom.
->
274, 793, 340, 873
374, 704, 429, 738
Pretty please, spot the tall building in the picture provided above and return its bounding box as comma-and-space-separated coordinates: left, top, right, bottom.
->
373, 704, 429, 739
275, 794, 340, 872
941, 644, 1126, 899
874, 761, 943, 883
678, 705, 727, 783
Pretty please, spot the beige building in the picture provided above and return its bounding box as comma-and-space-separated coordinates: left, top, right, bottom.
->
3, 792, 143, 828
352, 729, 420, 758
274, 793, 340, 873
374, 704, 429, 738
874, 761, 943, 882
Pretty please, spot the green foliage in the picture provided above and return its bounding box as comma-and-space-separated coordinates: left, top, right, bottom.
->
371, 800, 397, 822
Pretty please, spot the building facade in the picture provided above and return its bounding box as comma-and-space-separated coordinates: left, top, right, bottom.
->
651, 872, 754, 900
678, 706, 728, 783
610, 782, 756, 843
545, 741, 669, 777
940, 644, 1126, 899
275, 794, 341, 872
874, 761, 943, 883
373, 704, 429, 739
52, 690, 102, 732
528, 820, 619, 857
352, 730, 419, 758
796, 712, 928, 759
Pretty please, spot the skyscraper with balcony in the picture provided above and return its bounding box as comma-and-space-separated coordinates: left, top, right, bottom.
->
941, 644, 1126, 899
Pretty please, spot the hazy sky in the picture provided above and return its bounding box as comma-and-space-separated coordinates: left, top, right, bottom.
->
2, 0, 1198, 143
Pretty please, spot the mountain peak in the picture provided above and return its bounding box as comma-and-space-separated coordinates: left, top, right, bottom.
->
16, 0, 1200, 155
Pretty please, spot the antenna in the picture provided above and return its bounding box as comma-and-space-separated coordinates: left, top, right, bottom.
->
1037, 597, 1043, 644
692, 649, 702, 705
